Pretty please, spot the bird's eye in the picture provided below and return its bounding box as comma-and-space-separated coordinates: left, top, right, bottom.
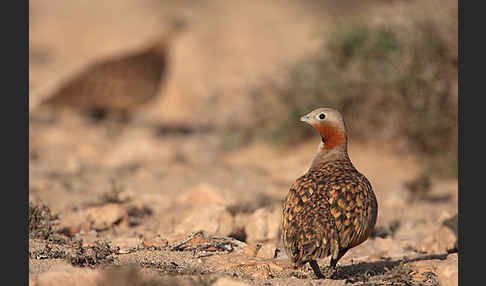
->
318, 113, 326, 120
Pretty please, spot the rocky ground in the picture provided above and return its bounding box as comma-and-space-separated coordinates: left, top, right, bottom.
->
29, 1, 458, 285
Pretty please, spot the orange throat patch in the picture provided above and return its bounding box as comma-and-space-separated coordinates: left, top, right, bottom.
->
312, 121, 346, 151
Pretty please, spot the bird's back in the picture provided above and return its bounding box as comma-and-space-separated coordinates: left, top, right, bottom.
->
44, 48, 167, 115
281, 157, 378, 265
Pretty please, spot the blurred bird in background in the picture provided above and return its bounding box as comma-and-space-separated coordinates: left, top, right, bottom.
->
30, 18, 187, 125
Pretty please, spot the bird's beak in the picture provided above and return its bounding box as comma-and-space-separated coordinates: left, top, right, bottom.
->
300, 115, 310, 122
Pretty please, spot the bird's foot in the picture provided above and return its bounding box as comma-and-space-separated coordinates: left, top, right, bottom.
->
321, 266, 338, 279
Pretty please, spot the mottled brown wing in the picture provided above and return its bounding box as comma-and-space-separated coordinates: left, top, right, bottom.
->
322, 172, 378, 250
281, 174, 340, 265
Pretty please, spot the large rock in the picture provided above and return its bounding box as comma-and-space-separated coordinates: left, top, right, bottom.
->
418, 213, 458, 254
437, 253, 458, 286
345, 237, 408, 262
408, 253, 458, 286
57, 212, 92, 236
174, 204, 233, 236
180, 183, 227, 206
419, 224, 457, 254
244, 204, 281, 244
58, 203, 128, 236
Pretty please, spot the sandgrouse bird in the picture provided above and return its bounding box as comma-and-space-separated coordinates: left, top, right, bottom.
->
281, 107, 378, 279
34, 20, 186, 123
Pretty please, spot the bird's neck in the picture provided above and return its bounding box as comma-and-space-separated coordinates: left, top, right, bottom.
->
309, 141, 349, 171
308, 121, 350, 171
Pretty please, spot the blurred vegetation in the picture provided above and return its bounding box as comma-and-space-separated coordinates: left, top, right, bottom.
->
29, 203, 57, 239
29, 202, 67, 243
249, 16, 457, 178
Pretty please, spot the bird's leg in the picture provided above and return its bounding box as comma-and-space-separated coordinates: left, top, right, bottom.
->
328, 248, 349, 278
330, 257, 339, 268
331, 248, 348, 268
309, 260, 325, 279
326, 258, 338, 278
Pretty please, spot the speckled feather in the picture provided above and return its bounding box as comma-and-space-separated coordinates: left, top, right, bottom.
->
281, 107, 378, 273
282, 156, 377, 266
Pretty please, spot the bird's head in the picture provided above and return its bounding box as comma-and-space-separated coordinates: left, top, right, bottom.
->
300, 107, 348, 152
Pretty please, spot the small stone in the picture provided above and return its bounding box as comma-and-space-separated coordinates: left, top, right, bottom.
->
166, 233, 188, 245
84, 203, 128, 231
168, 231, 213, 249
242, 246, 259, 257
256, 243, 278, 259
76, 231, 99, 246
409, 260, 438, 282
57, 213, 91, 236
248, 262, 284, 279
110, 237, 141, 254
141, 236, 168, 248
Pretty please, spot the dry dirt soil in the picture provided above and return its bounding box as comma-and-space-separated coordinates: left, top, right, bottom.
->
29, 1, 458, 285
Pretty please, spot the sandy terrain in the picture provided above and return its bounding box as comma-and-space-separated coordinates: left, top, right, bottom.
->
29, 1, 458, 285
